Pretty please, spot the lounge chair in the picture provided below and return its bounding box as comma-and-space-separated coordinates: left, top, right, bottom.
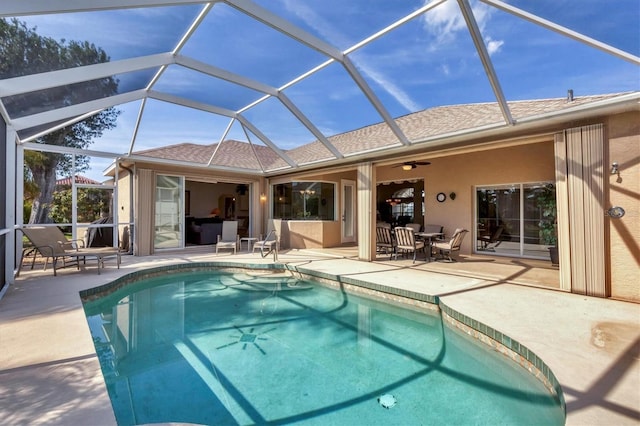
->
18, 226, 120, 276
215, 221, 239, 255
432, 228, 469, 262
477, 225, 504, 250
253, 219, 282, 256
376, 226, 395, 259
393, 226, 425, 263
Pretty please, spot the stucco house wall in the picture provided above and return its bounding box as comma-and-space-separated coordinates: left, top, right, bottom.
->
376, 140, 555, 256
606, 111, 640, 302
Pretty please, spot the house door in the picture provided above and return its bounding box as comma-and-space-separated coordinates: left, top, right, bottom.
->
341, 179, 356, 243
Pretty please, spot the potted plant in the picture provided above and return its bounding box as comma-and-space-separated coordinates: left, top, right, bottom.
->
537, 184, 558, 265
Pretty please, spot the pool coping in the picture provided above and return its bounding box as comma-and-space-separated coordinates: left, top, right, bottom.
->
79, 261, 566, 419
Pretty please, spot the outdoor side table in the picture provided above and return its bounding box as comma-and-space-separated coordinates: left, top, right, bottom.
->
240, 237, 258, 252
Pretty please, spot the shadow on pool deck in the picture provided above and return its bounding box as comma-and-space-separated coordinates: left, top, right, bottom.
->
1, 249, 638, 425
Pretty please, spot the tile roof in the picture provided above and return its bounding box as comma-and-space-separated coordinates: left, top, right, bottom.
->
55, 175, 101, 186
132, 92, 632, 172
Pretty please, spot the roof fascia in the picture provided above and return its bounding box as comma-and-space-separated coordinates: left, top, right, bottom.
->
0, 0, 214, 17
0, 53, 174, 97
457, 0, 514, 125
12, 89, 147, 131
481, 0, 640, 65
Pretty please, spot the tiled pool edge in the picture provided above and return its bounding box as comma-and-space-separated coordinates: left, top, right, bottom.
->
79, 261, 566, 416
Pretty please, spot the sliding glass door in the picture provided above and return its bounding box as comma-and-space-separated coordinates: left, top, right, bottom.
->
154, 175, 184, 249
476, 182, 555, 259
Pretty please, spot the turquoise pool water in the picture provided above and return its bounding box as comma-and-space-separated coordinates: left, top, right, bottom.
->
83, 270, 564, 425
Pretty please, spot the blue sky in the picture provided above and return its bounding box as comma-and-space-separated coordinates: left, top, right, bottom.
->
13, 0, 640, 180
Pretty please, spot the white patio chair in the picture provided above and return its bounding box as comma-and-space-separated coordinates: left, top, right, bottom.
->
215, 221, 239, 255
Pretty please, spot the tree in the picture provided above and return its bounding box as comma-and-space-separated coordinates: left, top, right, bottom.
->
0, 18, 119, 223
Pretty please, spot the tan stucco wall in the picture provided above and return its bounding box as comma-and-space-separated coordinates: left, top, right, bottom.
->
377, 141, 556, 255
607, 112, 640, 302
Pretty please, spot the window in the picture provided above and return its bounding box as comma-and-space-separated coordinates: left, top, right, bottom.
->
272, 182, 336, 220
476, 182, 555, 259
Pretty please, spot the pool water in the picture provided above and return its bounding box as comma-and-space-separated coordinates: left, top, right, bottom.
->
83, 270, 564, 425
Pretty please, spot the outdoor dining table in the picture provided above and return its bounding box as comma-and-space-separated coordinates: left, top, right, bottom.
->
415, 232, 444, 262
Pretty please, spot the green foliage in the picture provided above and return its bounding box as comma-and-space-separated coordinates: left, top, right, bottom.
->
536, 184, 557, 246
50, 186, 112, 224
1, 18, 120, 223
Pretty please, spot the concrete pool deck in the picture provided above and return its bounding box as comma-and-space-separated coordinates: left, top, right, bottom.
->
1, 249, 638, 425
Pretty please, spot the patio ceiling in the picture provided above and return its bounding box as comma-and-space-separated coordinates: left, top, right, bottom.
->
1, 0, 639, 177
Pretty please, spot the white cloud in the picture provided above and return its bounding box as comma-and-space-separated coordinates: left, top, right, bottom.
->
280, 0, 421, 112
486, 37, 504, 55
422, 0, 504, 56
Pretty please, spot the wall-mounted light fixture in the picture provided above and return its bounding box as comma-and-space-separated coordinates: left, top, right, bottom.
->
610, 162, 619, 175
260, 193, 267, 202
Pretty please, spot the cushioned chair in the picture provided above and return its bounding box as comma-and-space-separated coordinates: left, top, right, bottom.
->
393, 226, 425, 263
215, 221, 239, 255
376, 226, 395, 259
432, 228, 469, 262
18, 226, 120, 276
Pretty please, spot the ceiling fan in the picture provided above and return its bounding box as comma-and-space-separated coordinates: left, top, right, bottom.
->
394, 161, 431, 170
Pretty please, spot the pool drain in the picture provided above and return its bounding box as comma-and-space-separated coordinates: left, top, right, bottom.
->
378, 394, 397, 409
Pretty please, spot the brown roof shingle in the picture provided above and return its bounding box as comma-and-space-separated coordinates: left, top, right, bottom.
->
132, 92, 633, 171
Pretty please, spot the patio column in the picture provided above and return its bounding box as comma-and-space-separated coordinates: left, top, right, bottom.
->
356, 162, 376, 261
3, 125, 17, 288
137, 169, 154, 256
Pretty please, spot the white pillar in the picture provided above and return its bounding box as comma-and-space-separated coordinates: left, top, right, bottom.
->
5, 126, 18, 285
357, 162, 375, 261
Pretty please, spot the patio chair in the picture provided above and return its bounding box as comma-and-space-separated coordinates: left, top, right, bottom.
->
432, 228, 469, 262
215, 221, 239, 255
253, 219, 282, 256
477, 225, 504, 250
376, 226, 395, 259
18, 226, 120, 276
393, 226, 425, 263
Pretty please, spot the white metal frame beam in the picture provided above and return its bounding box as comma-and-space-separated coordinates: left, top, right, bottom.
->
0, 53, 174, 97
481, 0, 640, 65
0, 0, 216, 17
11, 89, 147, 131
457, 0, 514, 125
224, 0, 343, 61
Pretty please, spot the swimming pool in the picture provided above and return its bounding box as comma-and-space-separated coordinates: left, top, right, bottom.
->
82, 266, 565, 425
